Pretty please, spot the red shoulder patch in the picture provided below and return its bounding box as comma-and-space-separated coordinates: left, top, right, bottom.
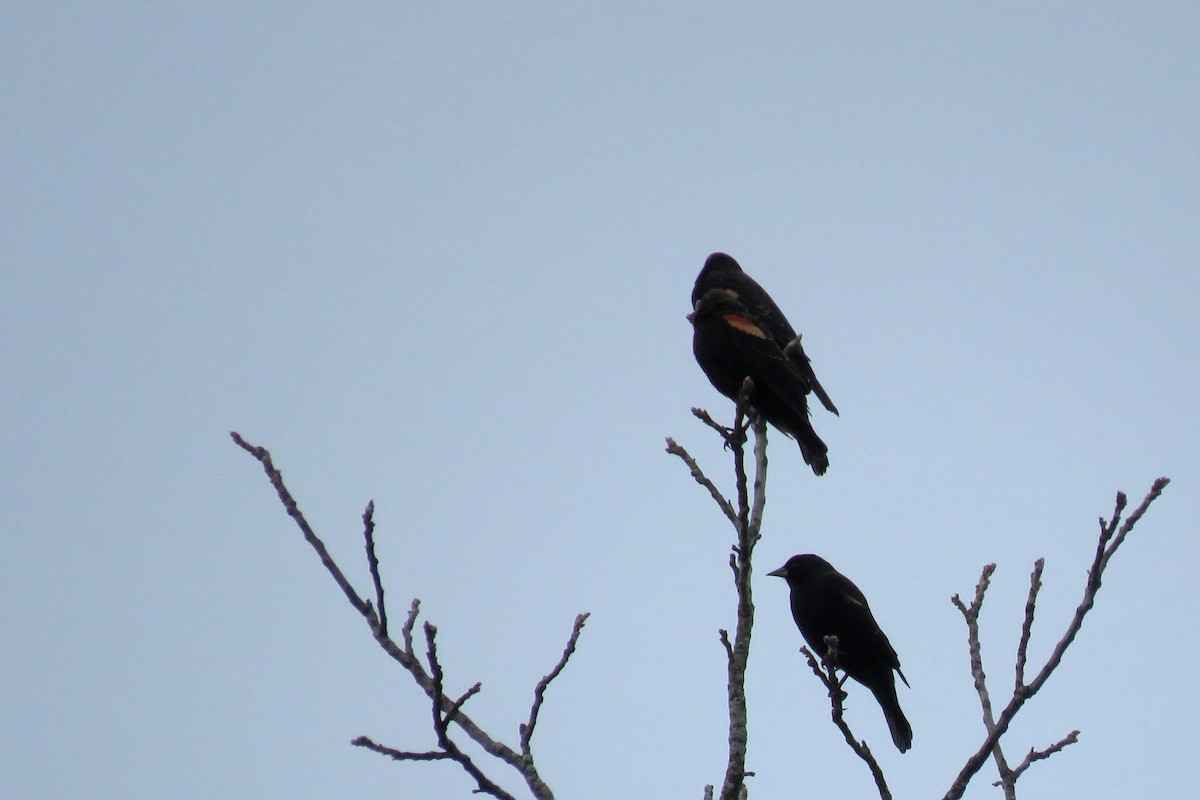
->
721, 313, 768, 339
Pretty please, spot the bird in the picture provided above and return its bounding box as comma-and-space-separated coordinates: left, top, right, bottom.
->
689, 255, 833, 475
692, 252, 838, 416
767, 554, 912, 753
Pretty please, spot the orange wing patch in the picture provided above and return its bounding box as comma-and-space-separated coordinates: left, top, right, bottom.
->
721, 313, 768, 339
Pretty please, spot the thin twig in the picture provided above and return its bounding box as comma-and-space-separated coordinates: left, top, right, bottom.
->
800, 646, 892, 800
446, 682, 482, 725
1000, 730, 1080, 784
951, 564, 1014, 795
1014, 559, 1044, 691
230, 432, 375, 621
731, 416, 752, 546
747, 416, 768, 543
665, 438, 737, 525
521, 613, 591, 757
1025, 480, 1169, 697
362, 500, 388, 638
1104, 479, 1169, 565
424, 623, 519, 800
692, 407, 739, 447
730, 380, 756, 550
351, 736, 453, 761
401, 598, 421, 656
718, 629, 734, 661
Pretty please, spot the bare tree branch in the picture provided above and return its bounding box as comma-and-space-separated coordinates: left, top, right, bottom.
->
423, 623, 520, 800
999, 730, 1080, 785
718, 628, 734, 662
401, 598, 421, 656
692, 406, 740, 447
720, 392, 766, 800
521, 613, 591, 758
230, 431, 376, 622
668, 384, 768, 800
232, 431, 588, 800
351, 736, 453, 762
951, 564, 1016, 797
238, 415, 1171, 800
1014, 559, 1045, 691
361, 500, 388, 638
800, 643, 892, 800
1024, 478, 1168, 698
943, 477, 1171, 800
447, 682, 483, 724
747, 415, 769, 541
665, 437, 738, 525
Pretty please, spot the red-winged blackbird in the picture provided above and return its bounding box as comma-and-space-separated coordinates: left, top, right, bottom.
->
689, 258, 832, 475
768, 554, 912, 753
692, 252, 838, 416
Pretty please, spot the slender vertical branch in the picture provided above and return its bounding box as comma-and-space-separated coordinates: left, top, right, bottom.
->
715, 383, 770, 800
951, 564, 1014, 796
362, 500, 388, 638
1014, 559, 1045, 691
747, 416, 768, 543
668, 386, 769, 800
720, 401, 755, 800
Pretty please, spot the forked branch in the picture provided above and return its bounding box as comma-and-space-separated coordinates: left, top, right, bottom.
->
232, 432, 588, 800
944, 478, 1170, 800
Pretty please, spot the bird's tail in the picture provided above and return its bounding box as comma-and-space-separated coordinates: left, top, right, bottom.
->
872, 684, 913, 753
796, 431, 830, 476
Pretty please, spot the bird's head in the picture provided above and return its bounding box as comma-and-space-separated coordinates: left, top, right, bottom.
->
702, 252, 744, 277
691, 252, 746, 309
767, 554, 833, 584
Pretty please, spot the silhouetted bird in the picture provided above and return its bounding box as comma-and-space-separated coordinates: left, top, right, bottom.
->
692, 252, 838, 416
767, 554, 912, 753
689, 258, 832, 475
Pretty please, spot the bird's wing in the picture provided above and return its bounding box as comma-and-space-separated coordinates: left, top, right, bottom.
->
823, 572, 903, 672
739, 338, 817, 424
693, 266, 839, 416
781, 335, 839, 416
734, 285, 838, 417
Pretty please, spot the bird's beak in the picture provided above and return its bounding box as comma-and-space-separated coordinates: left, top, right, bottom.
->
766, 566, 787, 578
686, 310, 696, 323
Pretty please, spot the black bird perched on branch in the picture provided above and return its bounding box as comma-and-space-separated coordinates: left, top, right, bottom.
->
692, 252, 838, 415
768, 554, 913, 753
689, 253, 836, 475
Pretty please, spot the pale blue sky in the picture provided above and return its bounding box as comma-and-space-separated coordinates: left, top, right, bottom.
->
3, 4, 1196, 799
